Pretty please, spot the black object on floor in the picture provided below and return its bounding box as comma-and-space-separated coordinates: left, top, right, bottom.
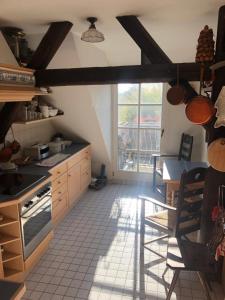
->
89, 164, 107, 190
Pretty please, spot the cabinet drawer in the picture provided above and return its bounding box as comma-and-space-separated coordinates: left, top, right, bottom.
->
67, 146, 91, 169
80, 157, 91, 173
52, 192, 68, 219
52, 172, 67, 192
50, 163, 67, 179
67, 152, 82, 170
81, 168, 91, 190
52, 182, 67, 202
80, 146, 91, 160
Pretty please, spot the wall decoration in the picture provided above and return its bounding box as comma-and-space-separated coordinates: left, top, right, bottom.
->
208, 138, 225, 172
214, 86, 225, 128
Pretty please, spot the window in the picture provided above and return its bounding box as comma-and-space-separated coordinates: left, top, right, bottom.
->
117, 83, 162, 173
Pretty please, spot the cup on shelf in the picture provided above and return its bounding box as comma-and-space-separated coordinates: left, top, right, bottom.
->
39, 105, 49, 118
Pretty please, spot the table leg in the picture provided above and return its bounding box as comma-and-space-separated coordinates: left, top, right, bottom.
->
166, 183, 180, 206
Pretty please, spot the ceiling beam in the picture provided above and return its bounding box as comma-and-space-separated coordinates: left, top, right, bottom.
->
35, 63, 210, 87
0, 21, 73, 143
117, 15, 171, 64
27, 21, 73, 70
117, 15, 197, 98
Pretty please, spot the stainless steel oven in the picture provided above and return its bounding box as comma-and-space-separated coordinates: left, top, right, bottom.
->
20, 183, 52, 259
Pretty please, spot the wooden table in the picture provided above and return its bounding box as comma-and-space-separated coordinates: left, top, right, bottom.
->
163, 159, 208, 206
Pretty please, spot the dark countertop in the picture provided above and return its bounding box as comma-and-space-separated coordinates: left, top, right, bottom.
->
0, 280, 25, 300
19, 142, 89, 176
0, 143, 89, 203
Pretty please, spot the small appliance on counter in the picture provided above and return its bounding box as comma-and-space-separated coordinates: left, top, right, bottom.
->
24, 143, 49, 160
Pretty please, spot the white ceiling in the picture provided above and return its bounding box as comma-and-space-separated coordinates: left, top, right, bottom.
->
0, 0, 224, 65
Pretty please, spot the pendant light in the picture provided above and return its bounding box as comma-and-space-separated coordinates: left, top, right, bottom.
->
81, 17, 104, 43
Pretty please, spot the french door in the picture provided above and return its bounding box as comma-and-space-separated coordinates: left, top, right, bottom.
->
113, 83, 162, 178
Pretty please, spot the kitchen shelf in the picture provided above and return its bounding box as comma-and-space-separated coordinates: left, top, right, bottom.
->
2, 251, 22, 263
0, 217, 18, 228
0, 234, 20, 245
14, 114, 64, 125
0, 86, 49, 102
4, 268, 22, 279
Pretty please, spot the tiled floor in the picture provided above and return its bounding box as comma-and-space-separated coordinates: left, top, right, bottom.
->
23, 183, 223, 300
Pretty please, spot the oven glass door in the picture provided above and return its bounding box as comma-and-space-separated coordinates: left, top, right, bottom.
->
21, 195, 52, 251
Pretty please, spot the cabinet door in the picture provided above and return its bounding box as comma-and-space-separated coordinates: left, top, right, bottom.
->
68, 163, 81, 206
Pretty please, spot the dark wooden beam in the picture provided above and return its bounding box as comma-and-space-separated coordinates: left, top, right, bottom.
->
201, 6, 225, 247
35, 63, 210, 87
27, 21, 73, 70
117, 15, 171, 64
0, 21, 73, 143
117, 15, 197, 99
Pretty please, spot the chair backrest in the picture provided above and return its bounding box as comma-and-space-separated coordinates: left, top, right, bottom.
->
174, 167, 206, 238
178, 133, 193, 161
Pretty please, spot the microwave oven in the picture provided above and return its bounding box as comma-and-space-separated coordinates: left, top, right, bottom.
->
24, 144, 49, 160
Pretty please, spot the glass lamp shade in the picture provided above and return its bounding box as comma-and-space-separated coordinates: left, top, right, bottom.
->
81, 26, 104, 43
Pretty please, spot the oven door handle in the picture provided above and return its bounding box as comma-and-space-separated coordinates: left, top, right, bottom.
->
21, 196, 51, 219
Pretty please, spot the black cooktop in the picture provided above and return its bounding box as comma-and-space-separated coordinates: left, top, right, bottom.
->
0, 173, 46, 197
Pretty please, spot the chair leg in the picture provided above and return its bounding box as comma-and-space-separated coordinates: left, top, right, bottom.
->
197, 272, 211, 300
166, 270, 180, 300
144, 234, 169, 259
162, 266, 169, 279
152, 156, 157, 191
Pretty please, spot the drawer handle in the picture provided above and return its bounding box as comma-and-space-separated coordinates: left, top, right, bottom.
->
57, 171, 61, 174
58, 198, 62, 202
58, 181, 61, 184
68, 174, 71, 177
58, 191, 62, 195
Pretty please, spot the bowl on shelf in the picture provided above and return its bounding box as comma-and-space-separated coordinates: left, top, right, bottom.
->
49, 108, 58, 117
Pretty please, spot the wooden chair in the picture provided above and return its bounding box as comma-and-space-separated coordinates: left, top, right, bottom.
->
165, 238, 217, 300
152, 133, 193, 200
141, 167, 206, 258
164, 169, 218, 300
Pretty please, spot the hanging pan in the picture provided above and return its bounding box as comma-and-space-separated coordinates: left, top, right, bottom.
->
167, 64, 186, 105
185, 65, 215, 125
208, 138, 225, 172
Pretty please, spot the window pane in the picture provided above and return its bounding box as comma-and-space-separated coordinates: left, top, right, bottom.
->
139, 129, 161, 152
118, 128, 138, 172
140, 83, 162, 104
139, 129, 161, 173
118, 106, 138, 128
140, 105, 161, 128
118, 84, 138, 104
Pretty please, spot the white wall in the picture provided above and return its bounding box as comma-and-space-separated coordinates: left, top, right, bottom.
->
0, 32, 18, 65
27, 33, 112, 176
161, 83, 207, 162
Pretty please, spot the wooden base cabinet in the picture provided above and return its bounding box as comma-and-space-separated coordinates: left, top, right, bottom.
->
0, 204, 24, 282
50, 145, 91, 224
68, 163, 81, 206
67, 146, 91, 207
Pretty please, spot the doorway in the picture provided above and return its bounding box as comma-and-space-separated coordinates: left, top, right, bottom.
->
113, 83, 163, 179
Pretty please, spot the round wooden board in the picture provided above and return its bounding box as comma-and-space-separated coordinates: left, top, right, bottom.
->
208, 138, 225, 172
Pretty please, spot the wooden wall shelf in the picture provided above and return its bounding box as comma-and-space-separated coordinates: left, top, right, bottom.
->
0, 87, 49, 102
14, 114, 63, 125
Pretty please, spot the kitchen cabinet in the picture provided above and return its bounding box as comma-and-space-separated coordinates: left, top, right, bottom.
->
68, 163, 81, 206
50, 145, 91, 225
0, 205, 24, 282
67, 146, 91, 207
